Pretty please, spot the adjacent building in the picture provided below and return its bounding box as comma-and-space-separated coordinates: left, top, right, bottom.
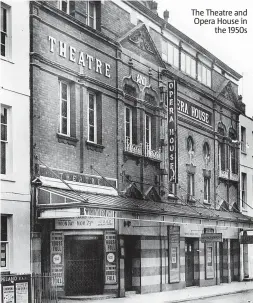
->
30, 0, 253, 298
1, 0, 30, 275
240, 114, 253, 279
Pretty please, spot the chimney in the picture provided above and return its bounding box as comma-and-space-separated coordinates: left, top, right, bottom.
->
151, 1, 158, 14
164, 10, 169, 22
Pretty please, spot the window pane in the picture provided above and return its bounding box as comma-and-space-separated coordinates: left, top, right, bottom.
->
89, 2, 95, 17
1, 107, 7, 124
191, 58, 196, 78
89, 110, 94, 126
89, 126, 94, 142
186, 55, 191, 75
61, 83, 68, 100
1, 216, 7, 241
162, 40, 167, 60
167, 43, 173, 65
173, 48, 179, 68
1, 124, 7, 141
61, 100, 67, 117
61, 117, 67, 134
1, 7, 7, 33
202, 66, 207, 84
181, 53, 185, 72
126, 109, 130, 122
61, 0, 68, 13
1, 141, 6, 174
126, 123, 130, 138
89, 94, 94, 109
1, 243, 7, 267
207, 69, 211, 87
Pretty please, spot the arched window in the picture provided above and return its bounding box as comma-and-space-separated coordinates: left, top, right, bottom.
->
187, 136, 194, 153
203, 142, 210, 164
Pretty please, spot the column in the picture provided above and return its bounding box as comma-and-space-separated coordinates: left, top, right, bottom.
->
199, 239, 205, 286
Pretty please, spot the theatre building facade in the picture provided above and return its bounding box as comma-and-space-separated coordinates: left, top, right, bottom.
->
30, 0, 253, 297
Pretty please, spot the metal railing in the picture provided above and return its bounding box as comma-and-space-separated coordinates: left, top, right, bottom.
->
32, 273, 58, 303
125, 137, 142, 155
145, 143, 161, 161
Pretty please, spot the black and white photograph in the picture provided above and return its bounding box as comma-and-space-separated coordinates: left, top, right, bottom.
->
1, 1, 253, 302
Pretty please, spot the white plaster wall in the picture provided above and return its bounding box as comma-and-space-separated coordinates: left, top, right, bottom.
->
240, 115, 253, 217
0, 0, 30, 274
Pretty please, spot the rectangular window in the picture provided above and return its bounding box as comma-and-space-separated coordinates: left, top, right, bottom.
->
162, 40, 179, 68
59, 81, 70, 136
204, 177, 210, 203
198, 62, 211, 87
1, 216, 8, 269
1, 105, 11, 175
187, 173, 195, 200
242, 172, 247, 209
145, 114, 151, 151
58, 0, 75, 16
230, 146, 237, 174
181, 52, 196, 78
219, 143, 226, 171
1, 3, 11, 58
241, 126, 246, 153
125, 107, 132, 145
88, 1, 96, 29
88, 92, 97, 143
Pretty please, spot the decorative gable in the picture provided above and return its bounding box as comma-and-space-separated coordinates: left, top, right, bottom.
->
144, 186, 161, 202
118, 23, 166, 68
220, 81, 237, 103
122, 182, 143, 199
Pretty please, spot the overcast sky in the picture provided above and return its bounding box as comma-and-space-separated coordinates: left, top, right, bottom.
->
156, 0, 253, 118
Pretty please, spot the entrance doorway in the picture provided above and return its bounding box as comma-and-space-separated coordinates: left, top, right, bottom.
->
124, 236, 140, 291
65, 235, 103, 296
185, 238, 195, 287
230, 239, 239, 281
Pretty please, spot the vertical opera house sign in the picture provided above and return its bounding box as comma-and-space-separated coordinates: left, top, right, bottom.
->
168, 81, 178, 183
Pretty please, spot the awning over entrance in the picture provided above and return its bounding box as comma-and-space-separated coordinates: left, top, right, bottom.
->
37, 186, 253, 224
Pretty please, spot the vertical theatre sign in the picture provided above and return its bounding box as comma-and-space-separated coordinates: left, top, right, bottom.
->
168, 81, 178, 183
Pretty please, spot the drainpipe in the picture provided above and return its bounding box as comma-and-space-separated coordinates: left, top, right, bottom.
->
160, 222, 163, 292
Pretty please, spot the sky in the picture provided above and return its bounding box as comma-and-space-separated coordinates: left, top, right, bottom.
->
156, 0, 253, 118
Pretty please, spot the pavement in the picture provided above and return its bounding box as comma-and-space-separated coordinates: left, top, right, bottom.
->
58, 281, 253, 303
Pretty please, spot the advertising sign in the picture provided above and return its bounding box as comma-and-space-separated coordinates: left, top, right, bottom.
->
55, 209, 115, 230
168, 225, 180, 283
50, 232, 64, 286
201, 233, 222, 243
15, 282, 29, 303
168, 81, 178, 183
104, 231, 117, 284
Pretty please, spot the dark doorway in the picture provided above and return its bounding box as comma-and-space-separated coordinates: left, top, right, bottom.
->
230, 239, 239, 281
124, 236, 140, 291
185, 238, 195, 287
219, 242, 224, 282
65, 235, 103, 296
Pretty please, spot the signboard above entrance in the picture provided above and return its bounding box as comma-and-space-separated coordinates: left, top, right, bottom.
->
240, 231, 253, 244
201, 233, 222, 243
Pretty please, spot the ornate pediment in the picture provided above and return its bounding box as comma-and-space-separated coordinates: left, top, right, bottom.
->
118, 23, 166, 68
129, 27, 154, 54
220, 82, 237, 102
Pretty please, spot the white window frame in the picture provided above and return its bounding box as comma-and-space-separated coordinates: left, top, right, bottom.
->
204, 177, 210, 203
59, 80, 70, 136
241, 126, 246, 153
162, 40, 179, 68
181, 52, 196, 78
125, 106, 132, 145
1, 3, 11, 59
58, 0, 70, 14
1, 105, 12, 176
87, 92, 97, 143
188, 174, 194, 198
242, 172, 247, 209
87, 1, 96, 29
198, 62, 211, 87
1, 215, 9, 271
145, 114, 151, 151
